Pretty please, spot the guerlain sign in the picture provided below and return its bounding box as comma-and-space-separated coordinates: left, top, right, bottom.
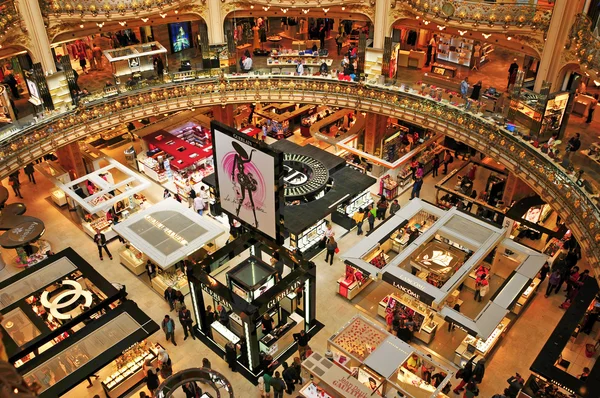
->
266, 279, 302, 310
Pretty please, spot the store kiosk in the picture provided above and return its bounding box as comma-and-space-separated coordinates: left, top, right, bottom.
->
189, 232, 321, 383
103, 41, 168, 85
112, 199, 227, 295
1, 248, 159, 398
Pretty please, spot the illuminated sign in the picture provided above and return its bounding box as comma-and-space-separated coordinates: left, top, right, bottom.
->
144, 215, 189, 245
199, 282, 231, 310
266, 279, 302, 310
382, 271, 435, 306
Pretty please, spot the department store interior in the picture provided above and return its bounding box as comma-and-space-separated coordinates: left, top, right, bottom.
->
0, 0, 600, 397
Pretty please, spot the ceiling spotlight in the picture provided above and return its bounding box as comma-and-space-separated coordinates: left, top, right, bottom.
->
160, 13, 167, 18
80, 24, 84, 28
423, 20, 430, 25
458, 30, 467, 36
250, 4, 254, 8
174, 10, 178, 14
341, 6, 345, 10
507, 36, 512, 40
96, 22, 104, 28
302, 8, 309, 14
281, 8, 288, 13
438, 25, 445, 31
482, 33, 492, 39
141, 18, 149, 22
322, 8, 329, 13
263, 6, 270, 11
118, 21, 127, 26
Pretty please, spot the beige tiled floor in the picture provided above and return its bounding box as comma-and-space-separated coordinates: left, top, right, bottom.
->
0, 121, 583, 398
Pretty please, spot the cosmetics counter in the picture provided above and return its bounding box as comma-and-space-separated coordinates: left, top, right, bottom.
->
410, 241, 466, 288
189, 233, 319, 379
512, 277, 541, 315
337, 264, 372, 300
330, 189, 374, 230
377, 293, 439, 344
101, 341, 162, 398
111, 199, 226, 300
454, 316, 511, 366
326, 315, 453, 397
103, 42, 168, 81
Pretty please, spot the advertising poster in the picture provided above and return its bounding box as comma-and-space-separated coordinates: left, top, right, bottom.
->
169, 22, 192, 53
212, 121, 281, 241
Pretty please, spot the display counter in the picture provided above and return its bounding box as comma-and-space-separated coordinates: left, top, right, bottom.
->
572, 94, 595, 117
512, 277, 541, 315
329, 316, 388, 369
258, 312, 304, 357
287, 219, 327, 255
377, 293, 438, 344
119, 245, 147, 276
299, 382, 336, 398
395, 366, 441, 398
51, 189, 67, 207
151, 268, 190, 297
82, 216, 117, 241
337, 264, 372, 300
331, 189, 373, 230
430, 63, 457, 78
101, 341, 161, 398
454, 316, 511, 366
410, 241, 466, 287
210, 320, 241, 358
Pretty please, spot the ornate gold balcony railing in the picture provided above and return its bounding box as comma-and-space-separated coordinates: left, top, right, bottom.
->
399, 0, 553, 29
568, 14, 600, 75
0, 75, 598, 273
43, 0, 187, 18
0, 1, 20, 36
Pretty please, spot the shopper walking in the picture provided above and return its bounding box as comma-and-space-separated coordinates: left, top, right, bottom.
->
507, 59, 519, 90
410, 176, 423, 199
158, 347, 173, 378
545, 269, 561, 297
282, 362, 296, 394
271, 372, 286, 398
376, 196, 388, 220
470, 80, 482, 102
472, 358, 486, 384
443, 150, 453, 174
504, 374, 524, 398
293, 329, 310, 359
93, 229, 112, 260
563, 132, 581, 167
353, 208, 365, 235
161, 315, 177, 346
179, 305, 195, 340
225, 341, 237, 371
324, 237, 338, 265
202, 357, 211, 369
460, 77, 469, 106
464, 381, 480, 398
145, 360, 160, 396
146, 260, 157, 280
8, 172, 22, 198
432, 156, 440, 177
587, 94, 598, 123
390, 200, 401, 216
367, 205, 376, 231
164, 287, 177, 311
194, 194, 205, 216
453, 356, 475, 394
24, 163, 36, 184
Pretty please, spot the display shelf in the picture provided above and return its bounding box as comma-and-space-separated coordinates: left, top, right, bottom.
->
267, 58, 333, 67
513, 277, 541, 315
377, 293, 429, 331
299, 382, 334, 398
119, 245, 147, 276
151, 268, 189, 297
289, 219, 327, 253
436, 35, 474, 67
454, 317, 511, 365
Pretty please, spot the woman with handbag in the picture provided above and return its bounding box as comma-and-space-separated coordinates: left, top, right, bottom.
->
158, 348, 173, 378
453, 356, 475, 394
324, 237, 338, 266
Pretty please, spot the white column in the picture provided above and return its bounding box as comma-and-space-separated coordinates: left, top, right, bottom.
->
534, 0, 583, 91
373, 0, 390, 49
15, 0, 55, 74
207, 0, 226, 45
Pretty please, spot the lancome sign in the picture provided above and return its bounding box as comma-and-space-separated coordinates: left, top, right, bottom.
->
382, 271, 435, 306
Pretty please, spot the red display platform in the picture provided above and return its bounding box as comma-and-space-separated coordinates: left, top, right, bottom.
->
239, 126, 261, 138
144, 130, 213, 171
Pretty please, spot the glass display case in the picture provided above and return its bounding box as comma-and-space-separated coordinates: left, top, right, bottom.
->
288, 219, 327, 254
101, 341, 161, 397
332, 190, 373, 230
454, 317, 511, 366
151, 267, 189, 297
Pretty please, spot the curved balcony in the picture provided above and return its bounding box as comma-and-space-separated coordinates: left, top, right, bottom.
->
0, 75, 598, 273
398, 0, 553, 30
568, 14, 600, 75
42, 0, 191, 20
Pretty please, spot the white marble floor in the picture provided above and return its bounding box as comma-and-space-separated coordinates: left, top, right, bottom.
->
0, 144, 581, 398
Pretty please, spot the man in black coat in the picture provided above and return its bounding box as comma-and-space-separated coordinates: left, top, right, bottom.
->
282, 362, 297, 394
93, 229, 112, 260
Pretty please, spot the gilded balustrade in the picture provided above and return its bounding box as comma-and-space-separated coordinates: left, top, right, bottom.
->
568, 14, 600, 76
0, 75, 598, 272
43, 0, 186, 18
399, 0, 553, 29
